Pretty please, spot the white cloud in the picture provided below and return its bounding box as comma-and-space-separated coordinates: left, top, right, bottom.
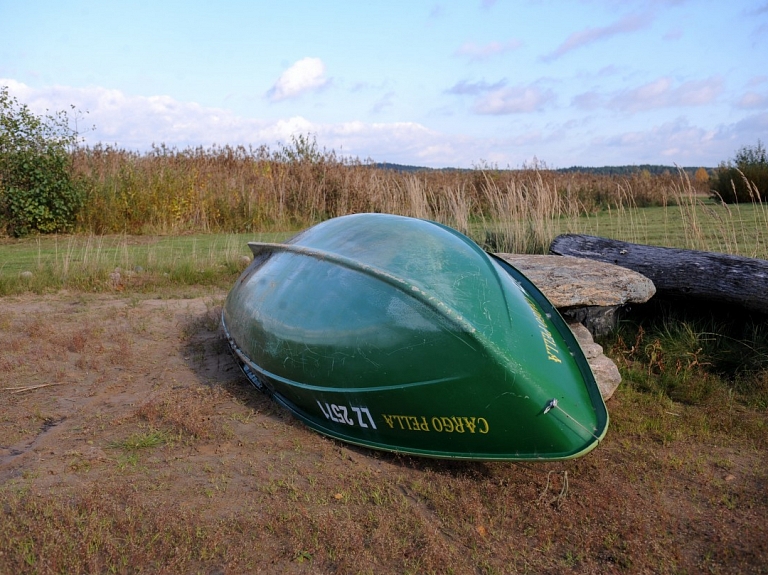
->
608, 76, 723, 112
1, 81, 272, 147
473, 86, 555, 115
737, 91, 768, 109
572, 91, 603, 110
579, 114, 768, 166
541, 12, 653, 62
746, 75, 768, 88
0, 79, 477, 166
445, 78, 555, 115
370, 91, 395, 114
454, 39, 523, 61
267, 57, 329, 102
3, 79, 763, 168
446, 79, 507, 95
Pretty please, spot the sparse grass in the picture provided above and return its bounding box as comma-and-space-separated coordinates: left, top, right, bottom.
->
0, 292, 766, 574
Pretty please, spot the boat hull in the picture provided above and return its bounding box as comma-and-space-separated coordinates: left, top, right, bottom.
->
222, 214, 608, 460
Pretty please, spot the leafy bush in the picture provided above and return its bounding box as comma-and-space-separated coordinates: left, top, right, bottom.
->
0, 86, 86, 236
713, 140, 768, 204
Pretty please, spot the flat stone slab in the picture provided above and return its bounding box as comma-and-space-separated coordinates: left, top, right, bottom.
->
495, 254, 656, 309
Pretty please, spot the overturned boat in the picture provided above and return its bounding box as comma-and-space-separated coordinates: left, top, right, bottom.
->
222, 214, 608, 460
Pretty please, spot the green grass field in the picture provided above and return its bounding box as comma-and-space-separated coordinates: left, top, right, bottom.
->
569, 202, 768, 257
0, 231, 296, 295
1, 203, 766, 296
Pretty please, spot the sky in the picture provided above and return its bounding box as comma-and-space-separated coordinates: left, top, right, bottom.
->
1, 0, 767, 168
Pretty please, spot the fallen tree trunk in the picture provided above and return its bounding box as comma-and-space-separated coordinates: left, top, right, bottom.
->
549, 234, 768, 313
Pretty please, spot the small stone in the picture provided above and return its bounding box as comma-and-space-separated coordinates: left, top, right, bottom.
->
568, 322, 622, 401
568, 322, 603, 359
19, 270, 33, 280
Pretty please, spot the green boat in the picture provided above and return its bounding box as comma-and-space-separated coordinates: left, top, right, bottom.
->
222, 213, 608, 460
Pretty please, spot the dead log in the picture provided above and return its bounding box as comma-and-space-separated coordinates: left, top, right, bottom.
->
549, 234, 768, 313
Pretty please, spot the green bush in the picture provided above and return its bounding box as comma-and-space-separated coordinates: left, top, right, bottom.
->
712, 140, 768, 204
0, 86, 86, 236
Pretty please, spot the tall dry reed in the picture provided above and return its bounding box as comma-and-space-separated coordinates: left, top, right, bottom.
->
673, 169, 768, 257
70, 143, 692, 253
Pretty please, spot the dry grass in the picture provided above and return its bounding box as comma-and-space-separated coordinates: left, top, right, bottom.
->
70, 145, 699, 253
0, 293, 766, 574
70, 143, 768, 258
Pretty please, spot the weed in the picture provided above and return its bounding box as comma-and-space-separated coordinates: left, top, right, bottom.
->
609, 300, 768, 414
116, 452, 139, 470
109, 428, 168, 451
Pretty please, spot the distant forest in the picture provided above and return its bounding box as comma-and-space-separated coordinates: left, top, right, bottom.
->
374, 162, 711, 177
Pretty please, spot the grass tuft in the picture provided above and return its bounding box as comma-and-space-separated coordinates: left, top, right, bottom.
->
109, 428, 170, 451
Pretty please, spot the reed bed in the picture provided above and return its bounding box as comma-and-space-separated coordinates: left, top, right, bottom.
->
70, 144, 702, 253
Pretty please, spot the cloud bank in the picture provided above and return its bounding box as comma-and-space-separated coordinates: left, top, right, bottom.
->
1, 79, 474, 166
573, 76, 724, 112
2, 79, 764, 168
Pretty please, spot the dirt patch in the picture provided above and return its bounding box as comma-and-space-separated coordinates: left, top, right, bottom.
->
1, 292, 766, 574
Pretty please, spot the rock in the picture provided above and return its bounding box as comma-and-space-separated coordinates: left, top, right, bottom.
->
560, 306, 619, 339
19, 271, 33, 281
495, 254, 656, 308
568, 322, 622, 401
495, 253, 656, 336
108, 268, 122, 288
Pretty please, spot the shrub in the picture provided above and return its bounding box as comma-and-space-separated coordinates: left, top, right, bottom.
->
0, 86, 86, 236
712, 140, 768, 204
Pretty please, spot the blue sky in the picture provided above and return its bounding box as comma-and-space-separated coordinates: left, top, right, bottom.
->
1, 0, 767, 168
